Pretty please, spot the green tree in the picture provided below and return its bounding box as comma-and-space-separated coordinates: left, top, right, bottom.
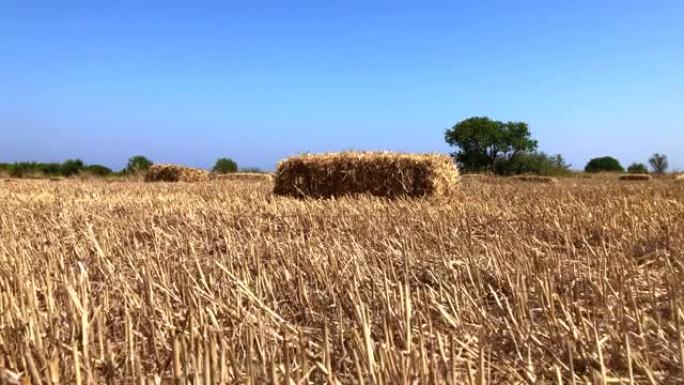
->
648, 153, 668, 174
84, 164, 113, 176
444, 116, 538, 172
125, 156, 153, 174
585, 156, 624, 173
627, 163, 648, 174
60, 159, 85, 176
213, 158, 238, 173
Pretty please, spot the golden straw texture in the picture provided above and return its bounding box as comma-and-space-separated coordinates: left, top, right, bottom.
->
1, 179, 683, 383
211, 172, 274, 182
273, 151, 459, 198
144, 164, 209, 183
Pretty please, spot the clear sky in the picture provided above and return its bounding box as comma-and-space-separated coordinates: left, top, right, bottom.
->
1, 1, 683, 171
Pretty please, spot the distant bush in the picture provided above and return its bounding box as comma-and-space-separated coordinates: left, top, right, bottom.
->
43, 163, 63, 175
494, 152, 571, 176
0, 163, 10, 177
213, 158, 238, 174
83, 164, 113, 176
627, 163, 648, 174
125, 156, 153, 174
2, 160, 115, 178
60, 159, 85, 176
7, 162, 62, 178
649, 153, 668, 174
585, 156, 624, 173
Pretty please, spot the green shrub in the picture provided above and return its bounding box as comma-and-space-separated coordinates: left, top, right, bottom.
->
40, 163, 62, 175
125, 156, 153, 174
83, 164, 113, 176
213, 158, 238, 173
61, 159, 85, 176
8, 162, 62, 178
627, 163, 648, 174
585, 156, 624, 173
494, 152, 571, 176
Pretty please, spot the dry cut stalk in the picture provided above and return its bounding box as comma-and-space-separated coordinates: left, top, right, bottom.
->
0, 177, 682, 384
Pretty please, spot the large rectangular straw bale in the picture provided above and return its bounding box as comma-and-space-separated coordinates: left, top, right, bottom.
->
144, 164, 209, 183
211, 172, 274, 182
273, 151, 458, 198
619, 174, 652, 181
676, 174, 684, 182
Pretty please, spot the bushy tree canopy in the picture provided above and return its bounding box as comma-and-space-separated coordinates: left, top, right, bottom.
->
60, 159, 85, 176
84, 164, 113, 176
445, 116, 538, 172
213, 158, 238, 173
126, 156, 153, 173
627, 163, 648, 174
585, 156, 624, 173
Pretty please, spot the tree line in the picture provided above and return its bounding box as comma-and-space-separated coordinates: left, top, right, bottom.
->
1, 118, 674, 178
445, 116, 672, 175
0, 156, 257, 178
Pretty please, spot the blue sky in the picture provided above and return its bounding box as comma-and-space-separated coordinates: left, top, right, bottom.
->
1, 1, 683, 171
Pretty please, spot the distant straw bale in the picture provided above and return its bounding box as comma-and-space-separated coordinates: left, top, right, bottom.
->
144, 164, 209, 183
619, 174, 652, 182
676, 174, 684, 182
513, 175, 558, 184
273, 151, 458, 198
211, 172, 274, 183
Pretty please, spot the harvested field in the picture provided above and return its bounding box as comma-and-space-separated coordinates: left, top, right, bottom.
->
513, 175, 558, 183
273, 151, 458, 198
619, 174, 652, 181
1, 178, 684, 384
144, 164, 209, 183
211, 172, 273, 182
459, 173, 492, 180
460, 174, 498, 184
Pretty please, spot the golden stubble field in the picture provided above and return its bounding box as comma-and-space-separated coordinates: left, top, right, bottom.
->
1, 177, 683, 384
